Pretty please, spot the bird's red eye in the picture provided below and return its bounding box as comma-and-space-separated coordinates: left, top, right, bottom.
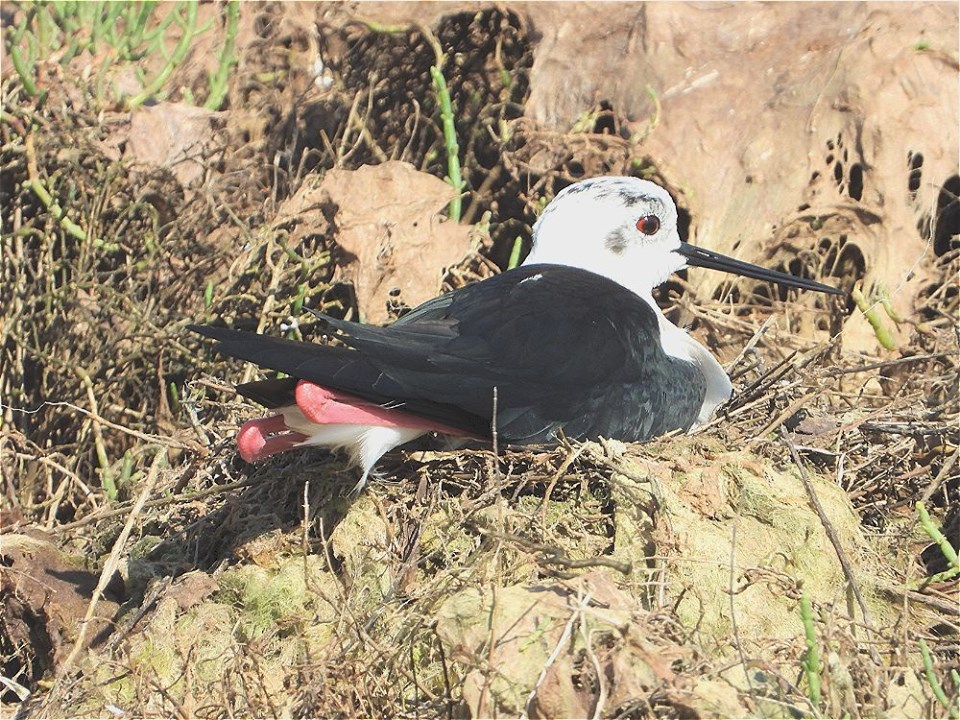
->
636, 215, 661, 235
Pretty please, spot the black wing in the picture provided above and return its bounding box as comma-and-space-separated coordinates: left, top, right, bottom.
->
189, 264, 705, 443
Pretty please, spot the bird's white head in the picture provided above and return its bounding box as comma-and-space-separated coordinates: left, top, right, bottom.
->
524, 177, 684, 299
524, 176, 844, 302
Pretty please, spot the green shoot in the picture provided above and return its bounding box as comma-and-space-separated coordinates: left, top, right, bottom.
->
643, 84, 661, 136
878, 284, 905, 323
127, 3, 200, 108
800, 591, 822, 710
916, 501, 960, 584
9, 42, 40, 97
358, 21, 465, 221
852, 283, 896, 350
6, 2, 236, 110
24, 135, 117, 251
919, 638, 959, 719
571, 109, 600, 133
430, 65, 465, 221
169, 381, 181, 415
205, 0, 240, 110
507, 236, 524, 270
118, 449, 137, 492
293, 283, 307, 316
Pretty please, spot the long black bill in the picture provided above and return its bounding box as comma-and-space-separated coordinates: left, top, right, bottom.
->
676, 242, 844, 296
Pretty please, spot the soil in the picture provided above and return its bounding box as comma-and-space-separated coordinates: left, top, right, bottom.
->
1, 3, 957, 717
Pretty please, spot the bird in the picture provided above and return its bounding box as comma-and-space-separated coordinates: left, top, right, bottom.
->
190, 176, 842, 492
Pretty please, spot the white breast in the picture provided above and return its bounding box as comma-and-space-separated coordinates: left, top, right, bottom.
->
644, 296, 733, 426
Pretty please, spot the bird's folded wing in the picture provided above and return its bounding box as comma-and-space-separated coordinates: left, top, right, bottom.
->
190, 265, 700, 442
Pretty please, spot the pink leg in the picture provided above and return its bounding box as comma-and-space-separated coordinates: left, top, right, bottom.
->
294, 381, 471, 435
237, 414, 308, 463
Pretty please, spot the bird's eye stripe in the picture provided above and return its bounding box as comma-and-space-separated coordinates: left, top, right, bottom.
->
636, 214, 661, 235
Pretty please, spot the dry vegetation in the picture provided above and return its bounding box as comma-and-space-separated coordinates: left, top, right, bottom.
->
1, 3, 957, 718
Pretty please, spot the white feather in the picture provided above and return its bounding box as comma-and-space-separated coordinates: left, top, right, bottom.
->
281, 405, 424, 493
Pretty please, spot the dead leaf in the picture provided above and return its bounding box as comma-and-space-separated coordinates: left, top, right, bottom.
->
125, 102, 220, 188
167, 571, 219, 613
323, 162, 475, 323
273, 162, 475, 324
0, 532, 119, 686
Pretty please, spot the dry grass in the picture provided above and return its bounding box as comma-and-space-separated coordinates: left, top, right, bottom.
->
1, 3, 957, 718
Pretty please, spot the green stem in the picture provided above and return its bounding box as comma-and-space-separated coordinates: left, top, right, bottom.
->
10, 44, 39, 97
852, 284, 896, 350
919, 638, 959, 718
430, 64, 464, 222
25, 177, 88, 242
127, 1, 198, 108
204, 0, 239, 110
800, 591, 822, 710
916, 501, 960, 584
507, 236, 524, 269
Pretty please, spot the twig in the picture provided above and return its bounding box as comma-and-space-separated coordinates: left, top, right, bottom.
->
539, 441, 586, 525
726, 315, 777, 374
728, 519, 756, 699
782, 430, 883, 665
525, 590, 593, 717
750, 391, 817, 441
879, 584, 960, 616
860, 421, 956, 437
467, 522, 632, 575
582, 605, 606, 720
1, 399, 201, 451
50, 449, 166, 690
0, 674, 31, 702
825, 352, 953, 376
488, 386, 503, 484
74, 365, 115, 498
491, 386, 499, 459
919, 446, 959, 505
50, 476, 254, 533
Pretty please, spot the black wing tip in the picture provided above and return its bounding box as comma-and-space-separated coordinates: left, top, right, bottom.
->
188, 323, 262, 342
306, 308, 332, 322
188, 323, 227, 340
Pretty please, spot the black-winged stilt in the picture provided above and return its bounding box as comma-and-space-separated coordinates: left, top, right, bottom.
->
190, 177, 842, 491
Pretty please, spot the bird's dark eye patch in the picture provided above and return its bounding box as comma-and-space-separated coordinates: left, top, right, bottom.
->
636, 215, 661, 235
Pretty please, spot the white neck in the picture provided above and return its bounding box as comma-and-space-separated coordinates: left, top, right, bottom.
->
524, 243, 682, 299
